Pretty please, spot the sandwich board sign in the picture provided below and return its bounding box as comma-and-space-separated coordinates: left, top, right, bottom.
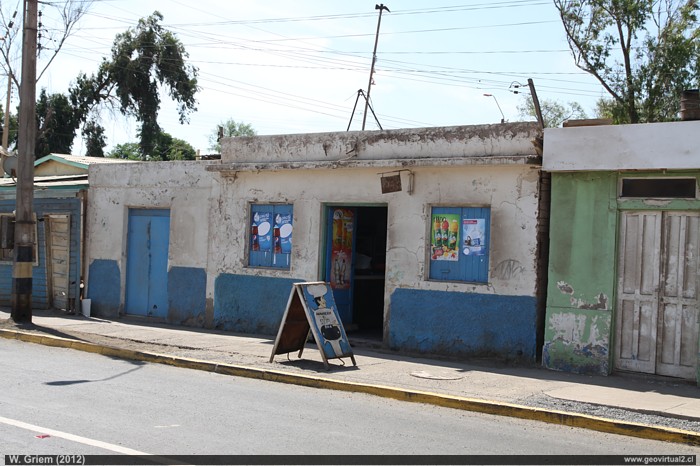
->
270, 281, 356, 369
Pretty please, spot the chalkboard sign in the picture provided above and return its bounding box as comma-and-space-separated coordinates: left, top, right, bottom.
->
270, 282, 356, 369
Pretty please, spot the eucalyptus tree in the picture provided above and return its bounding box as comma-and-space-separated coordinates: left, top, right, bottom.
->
70, 11, 199, 157
554, 0, 700, 123
35, 90, 79, 157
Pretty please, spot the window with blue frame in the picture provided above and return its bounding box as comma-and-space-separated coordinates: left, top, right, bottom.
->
429, 206, 490, 283
249, 204, 293, 269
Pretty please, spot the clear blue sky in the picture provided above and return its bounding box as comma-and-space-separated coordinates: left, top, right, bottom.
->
24, 0, 607, 154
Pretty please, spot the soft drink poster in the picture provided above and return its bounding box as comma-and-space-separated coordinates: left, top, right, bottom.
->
431, 214, 460, 261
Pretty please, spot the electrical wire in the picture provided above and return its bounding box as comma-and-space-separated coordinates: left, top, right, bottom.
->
25, 0, 619, 140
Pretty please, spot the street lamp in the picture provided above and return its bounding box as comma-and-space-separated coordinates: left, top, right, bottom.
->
483, 93, 505, 123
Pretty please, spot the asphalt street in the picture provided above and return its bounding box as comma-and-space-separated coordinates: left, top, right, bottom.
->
3, 339, 700, 459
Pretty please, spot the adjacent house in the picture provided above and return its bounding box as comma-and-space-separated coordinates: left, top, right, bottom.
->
0, 154, 135, 312
85, 122, 547, 361
542, 120, 700, 384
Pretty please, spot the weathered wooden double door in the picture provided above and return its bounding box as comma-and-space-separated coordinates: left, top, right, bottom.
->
615, 211, 699, 380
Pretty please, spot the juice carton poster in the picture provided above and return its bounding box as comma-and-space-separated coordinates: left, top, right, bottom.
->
330, 208, 354, 289
430, 214, 460, 261
462, 218, 487, 256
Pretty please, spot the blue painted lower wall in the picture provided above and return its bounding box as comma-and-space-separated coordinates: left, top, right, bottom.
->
0, 197, 83, 309
168, 266, 207, 325
86, 265, 539, 362
388, 288, 537, 361
87, 259, 121, 318
214, 274, 302, 335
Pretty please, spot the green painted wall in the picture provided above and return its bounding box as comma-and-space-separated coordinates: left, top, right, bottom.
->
543, 172, 618, 375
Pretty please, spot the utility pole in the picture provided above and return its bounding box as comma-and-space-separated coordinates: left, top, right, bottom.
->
528, 78, 544, 131
362, 4, 389, 131
11, 0, 38, 323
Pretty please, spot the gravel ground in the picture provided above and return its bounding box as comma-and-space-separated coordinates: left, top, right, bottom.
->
520, 394, 700, 433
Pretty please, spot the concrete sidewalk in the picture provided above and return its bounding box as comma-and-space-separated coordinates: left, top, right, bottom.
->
2, 308, 700, 445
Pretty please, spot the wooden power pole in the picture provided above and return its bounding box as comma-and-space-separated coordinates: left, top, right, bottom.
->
11, 0, 38, 323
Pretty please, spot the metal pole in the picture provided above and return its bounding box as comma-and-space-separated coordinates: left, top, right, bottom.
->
3, 75, 11, 149
11, 0, 37, 323
362, 4, 389, 131
483, 93, 505, 123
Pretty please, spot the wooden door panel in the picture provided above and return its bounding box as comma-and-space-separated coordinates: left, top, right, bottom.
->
657, 213, 699, 379
615, 211, 661, 374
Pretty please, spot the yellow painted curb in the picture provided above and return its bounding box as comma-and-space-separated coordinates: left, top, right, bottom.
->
2, 328, 699, 446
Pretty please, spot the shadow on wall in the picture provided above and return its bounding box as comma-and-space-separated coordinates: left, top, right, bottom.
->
388, 288, 538, 362
87, 259, 121, 318
213, 274, 303, 335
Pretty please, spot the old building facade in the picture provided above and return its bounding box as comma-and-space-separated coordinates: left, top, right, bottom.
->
86, 123, 546, 361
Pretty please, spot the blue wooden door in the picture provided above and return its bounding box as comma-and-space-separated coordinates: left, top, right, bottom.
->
125, 209, 170, 318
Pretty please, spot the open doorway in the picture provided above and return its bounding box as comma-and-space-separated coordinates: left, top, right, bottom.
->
325, 205, 387, 341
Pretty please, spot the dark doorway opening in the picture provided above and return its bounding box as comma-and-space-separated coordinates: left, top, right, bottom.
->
352, 206, 387, 340
325, 205, 387, 342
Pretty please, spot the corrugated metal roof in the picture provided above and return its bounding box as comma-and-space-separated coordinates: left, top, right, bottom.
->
0, 174, 88, 188
35, 153, 138, 168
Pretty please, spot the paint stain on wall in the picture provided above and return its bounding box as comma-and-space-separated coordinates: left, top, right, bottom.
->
548, 312, 607, 348
557, 281, 574, 295
556, 281, 608, 310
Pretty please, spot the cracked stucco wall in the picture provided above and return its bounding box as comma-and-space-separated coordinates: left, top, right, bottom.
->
222, 122, 540, 164
209, 161, 540, 358
209, 164, 539, 296
85, 161, 214, 321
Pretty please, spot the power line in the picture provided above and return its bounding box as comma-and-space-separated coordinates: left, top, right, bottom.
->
31, 1, 612, 139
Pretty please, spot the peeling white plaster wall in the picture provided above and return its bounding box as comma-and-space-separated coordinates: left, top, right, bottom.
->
222, 123, 540, 164
86, 161, 214, 299
549, 311, 607, 347
208, 163, 539, 299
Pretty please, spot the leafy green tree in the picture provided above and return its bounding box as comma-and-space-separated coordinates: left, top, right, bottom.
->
108, 142, 141, 160
0, 103, 18, 150
208, 118, 256, 153
164, 137, 196, 161
150, 131, 196, 161
70, 12, 199, 156
517, 96, 587, 127
554, 0, 700, 123
83, 120, 107, 157
35, 90, 80, 158
107, 131, 195, 162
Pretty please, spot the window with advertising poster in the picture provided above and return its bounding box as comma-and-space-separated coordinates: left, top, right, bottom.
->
429, 206, 490, 283
249, 204, 293, 269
